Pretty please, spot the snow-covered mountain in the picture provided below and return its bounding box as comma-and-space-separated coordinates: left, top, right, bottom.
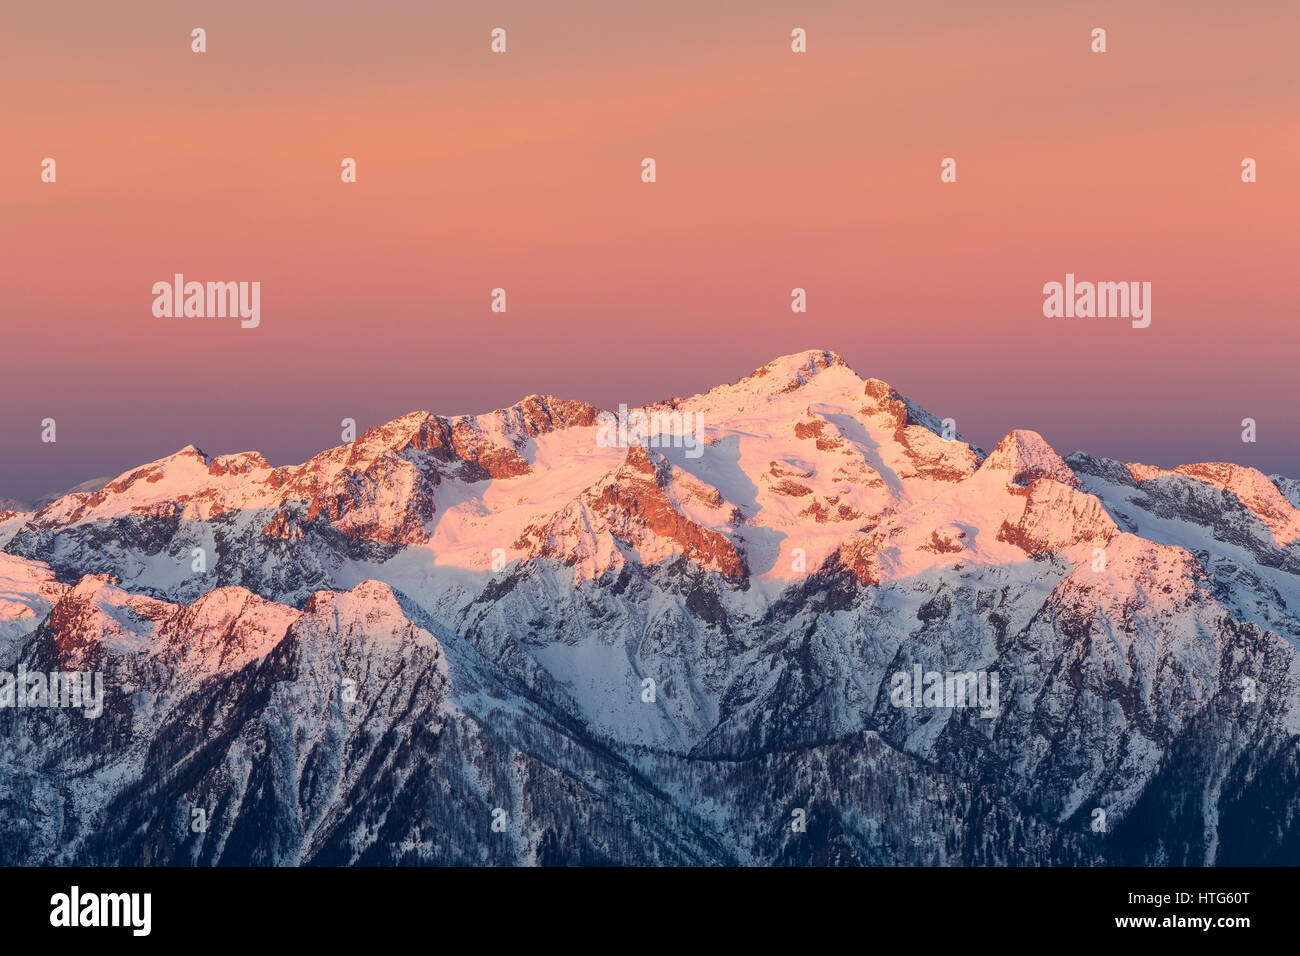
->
3, 349, 1298, 865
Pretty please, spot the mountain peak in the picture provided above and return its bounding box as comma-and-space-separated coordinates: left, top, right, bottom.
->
694, 350, 856, 411
979, 429, 1078, 487
743, 349, 848, 385
1129, 460, 1300, 545
175, 444, 212, 463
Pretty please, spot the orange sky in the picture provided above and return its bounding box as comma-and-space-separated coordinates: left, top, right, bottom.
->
1, 0, 1297, 499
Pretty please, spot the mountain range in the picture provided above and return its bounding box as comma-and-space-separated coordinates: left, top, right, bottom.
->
2, 349, 1297, 865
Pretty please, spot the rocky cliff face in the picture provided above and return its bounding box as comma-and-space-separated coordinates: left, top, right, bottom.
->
2, 350, 1297, 865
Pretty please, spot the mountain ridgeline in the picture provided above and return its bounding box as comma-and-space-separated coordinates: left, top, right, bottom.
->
2, 350, 1298, 866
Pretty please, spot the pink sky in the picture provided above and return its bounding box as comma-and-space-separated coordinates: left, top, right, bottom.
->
1, 0, 1297, 500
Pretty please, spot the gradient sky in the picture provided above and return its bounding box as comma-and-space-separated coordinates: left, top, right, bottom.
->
1, 0, 1297, 501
